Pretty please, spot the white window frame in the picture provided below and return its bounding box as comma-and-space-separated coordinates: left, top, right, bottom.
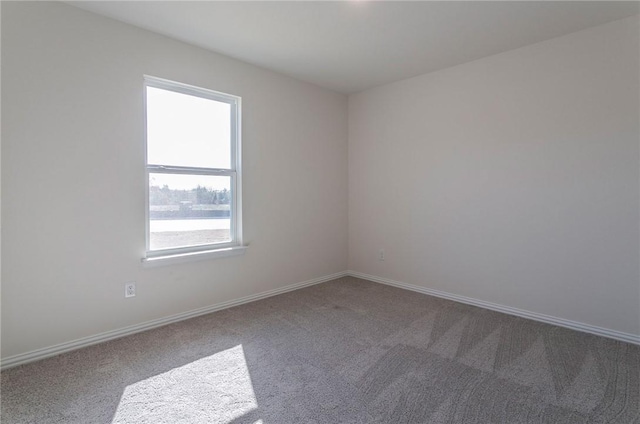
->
143, 76, 243, 262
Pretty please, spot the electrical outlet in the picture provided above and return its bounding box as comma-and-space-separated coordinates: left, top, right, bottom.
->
379, 249, 385, 261
125, 282, 136, 298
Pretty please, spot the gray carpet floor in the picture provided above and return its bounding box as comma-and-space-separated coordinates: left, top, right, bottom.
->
1, 277, 639, 423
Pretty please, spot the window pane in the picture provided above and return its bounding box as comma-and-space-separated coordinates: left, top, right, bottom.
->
146, 86, 231, 169
149, 173, 232, 251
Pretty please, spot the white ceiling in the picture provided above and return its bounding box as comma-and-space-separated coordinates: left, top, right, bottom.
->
67, 1, 639, 94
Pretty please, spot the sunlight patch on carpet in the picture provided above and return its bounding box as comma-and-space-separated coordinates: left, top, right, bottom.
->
112, 345, 257, 423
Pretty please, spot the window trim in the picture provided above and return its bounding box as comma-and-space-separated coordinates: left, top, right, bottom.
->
142, 75, 243, 261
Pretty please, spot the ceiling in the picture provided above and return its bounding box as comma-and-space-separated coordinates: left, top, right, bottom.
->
67, 1, 639, 94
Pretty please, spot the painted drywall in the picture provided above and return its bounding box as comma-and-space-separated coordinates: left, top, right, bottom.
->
1, 2, 348, 358
349, 16, 640, 336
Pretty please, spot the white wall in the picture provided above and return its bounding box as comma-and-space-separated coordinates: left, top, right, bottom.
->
1, 2, 348, 359
349, 16, 640, 336
2, 3, 638, 362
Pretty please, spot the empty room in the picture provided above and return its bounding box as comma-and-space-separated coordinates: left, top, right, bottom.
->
1, 1, 639, 423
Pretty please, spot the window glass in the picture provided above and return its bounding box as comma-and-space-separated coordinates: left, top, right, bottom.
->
146, 86, 231, 169
149, 173, 232, 251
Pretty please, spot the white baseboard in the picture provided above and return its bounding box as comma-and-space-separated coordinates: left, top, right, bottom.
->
0, 271, 348, 370
347, 270, 640, 346
4, 269, 637, 370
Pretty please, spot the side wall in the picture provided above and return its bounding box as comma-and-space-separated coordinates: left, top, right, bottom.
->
1, 2, 348, 358
348, 17, 640, 336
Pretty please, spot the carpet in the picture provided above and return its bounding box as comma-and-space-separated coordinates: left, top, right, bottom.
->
2, 277, 638, 423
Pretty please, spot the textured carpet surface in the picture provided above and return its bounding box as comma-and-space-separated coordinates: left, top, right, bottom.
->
2, 277, 639, 423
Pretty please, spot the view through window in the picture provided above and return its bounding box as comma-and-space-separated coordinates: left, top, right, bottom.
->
145, 77, 241, 256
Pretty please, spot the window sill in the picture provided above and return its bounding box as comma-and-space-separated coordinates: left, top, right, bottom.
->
142, 245, 248, 267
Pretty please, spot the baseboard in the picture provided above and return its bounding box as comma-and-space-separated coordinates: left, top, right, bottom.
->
5, 269, 637, 370
0, 271, 348, 370
347, 270, 640, 346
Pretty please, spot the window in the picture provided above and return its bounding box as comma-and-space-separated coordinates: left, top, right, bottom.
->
144, 76, 243, 261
